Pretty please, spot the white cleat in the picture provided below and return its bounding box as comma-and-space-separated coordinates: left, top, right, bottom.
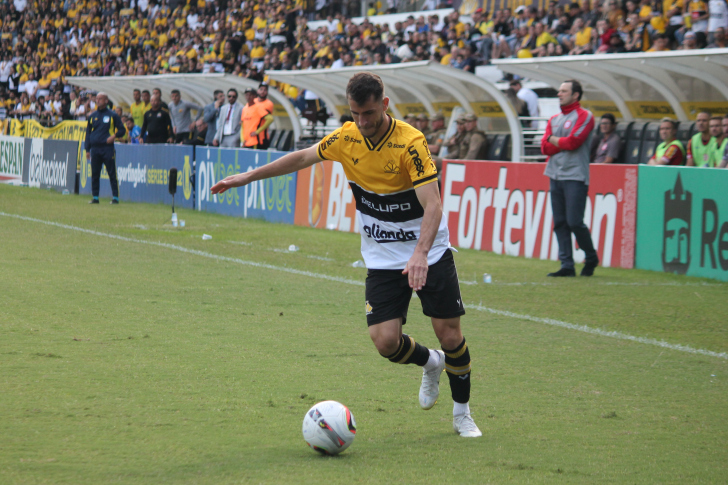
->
453, 414, 482, 438
419, 350, 445, 410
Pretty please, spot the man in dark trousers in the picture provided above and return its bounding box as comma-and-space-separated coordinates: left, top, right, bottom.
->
85, 92, 126, 204
140, 94, 174, 144
541, 79, 599, 277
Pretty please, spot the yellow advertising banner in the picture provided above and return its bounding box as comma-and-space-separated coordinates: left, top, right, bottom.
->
625, 101, 675, 119
581, 100, 622, 119
432, 102, 460, 116
8, 119, 87, 142
395, 103, 427, 115
681, 102, 728, 119
470, 102, 505, 118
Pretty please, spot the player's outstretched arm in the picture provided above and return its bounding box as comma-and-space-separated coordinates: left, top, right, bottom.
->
211, 144, 320, 195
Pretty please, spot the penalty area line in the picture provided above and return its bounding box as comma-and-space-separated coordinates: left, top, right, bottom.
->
2, 211, 725, 360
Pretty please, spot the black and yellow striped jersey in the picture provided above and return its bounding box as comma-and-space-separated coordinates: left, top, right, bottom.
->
317, 117, 450, 270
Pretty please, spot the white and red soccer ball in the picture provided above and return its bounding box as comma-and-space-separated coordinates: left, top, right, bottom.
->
302, 401, 357, 455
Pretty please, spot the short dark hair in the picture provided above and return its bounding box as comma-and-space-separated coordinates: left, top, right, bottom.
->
601, 113, 616, 124
213, 89, 223, 97
142, 90, 150, 96
227, 88, 238, 96
133, 88, 140, 93
346, 72, 384, 105
660, 117, 678, 130
171, 89, 180, 96
564, 79, 583, 101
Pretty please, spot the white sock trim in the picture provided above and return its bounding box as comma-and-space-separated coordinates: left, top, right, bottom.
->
422, 349, 441, 371
453, 402, 470, 417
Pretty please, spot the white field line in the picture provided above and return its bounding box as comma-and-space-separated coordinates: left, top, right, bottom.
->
2, 211, 726, 360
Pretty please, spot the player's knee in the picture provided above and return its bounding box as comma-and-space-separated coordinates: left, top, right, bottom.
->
371, 333, 400, 357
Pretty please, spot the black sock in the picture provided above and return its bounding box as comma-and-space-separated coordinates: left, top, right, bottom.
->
443, 338, 471, 404
382, 334, 430, 366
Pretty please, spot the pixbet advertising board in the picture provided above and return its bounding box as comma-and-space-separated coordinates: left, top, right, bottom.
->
441, 161, 637, 268
196, 147, 296, 224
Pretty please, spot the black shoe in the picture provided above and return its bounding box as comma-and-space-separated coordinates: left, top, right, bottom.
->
581, 259, 599, 277
110, 199, 119, 204
547, 268, 576, 277
89, 199, 99, 204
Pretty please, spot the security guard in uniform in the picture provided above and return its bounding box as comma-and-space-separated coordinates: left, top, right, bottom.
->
426, 112, 447, 172
415, 113, 431, 137
85, 92, 126, 204
445, 113, 467, 159
460, 113, 489, 160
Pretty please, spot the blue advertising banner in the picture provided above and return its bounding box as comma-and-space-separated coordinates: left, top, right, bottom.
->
78, 144, 194, 209
196, 147, 296, 224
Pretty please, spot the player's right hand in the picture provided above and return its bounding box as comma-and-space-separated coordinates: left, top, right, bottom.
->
211, 174, 246, 195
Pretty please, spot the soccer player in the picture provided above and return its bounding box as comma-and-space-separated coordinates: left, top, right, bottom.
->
211, 72, 481, 438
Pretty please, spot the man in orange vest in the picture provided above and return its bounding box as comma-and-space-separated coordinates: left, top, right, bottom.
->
241, 87, 274, 150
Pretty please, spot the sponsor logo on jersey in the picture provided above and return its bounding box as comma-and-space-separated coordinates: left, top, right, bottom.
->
383, 160, 400, 174
322, 132, 339, 149
360, 196, 411, 213
352, 157, 359, 165
408, 146, 425, 177
387, 142, 405, 149
363, 223, 417, 243
344, 135, 362, 144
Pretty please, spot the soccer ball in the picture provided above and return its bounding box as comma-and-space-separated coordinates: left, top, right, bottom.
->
302, 400, 357, 455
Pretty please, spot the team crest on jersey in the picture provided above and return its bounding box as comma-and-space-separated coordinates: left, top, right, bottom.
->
383, 160, 400, 174
564, 120, 573, 129
365, 301, 373, 315
103, 116, 110, 123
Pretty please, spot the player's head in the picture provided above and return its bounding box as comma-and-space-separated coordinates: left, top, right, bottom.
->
171, 89, 181, 104
141, 90, 150, 103
133, 89, 141, 102
258, 82, 269, 100
346, 72, 389, 138
96, 91, 109, 110
659, 117, 677, 142
696, 111, 710, 133
709, 116, 722, 138
558, 79, 582, 106
600, 113, 616, 134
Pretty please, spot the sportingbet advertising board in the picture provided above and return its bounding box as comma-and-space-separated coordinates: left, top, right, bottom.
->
196, 147, 296, 224
21, 138, 78, 193
441, 161, 638, 269
78, 144, 194, 209
636, 165, 728, 281
293, 160, 358, 233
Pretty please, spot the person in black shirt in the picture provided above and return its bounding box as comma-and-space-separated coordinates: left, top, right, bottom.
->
140, 95, 174, 144
84, 92, 126, 204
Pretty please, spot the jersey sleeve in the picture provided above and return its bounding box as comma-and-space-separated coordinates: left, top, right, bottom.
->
405, 132, 438, 188
317, 126, 344, 161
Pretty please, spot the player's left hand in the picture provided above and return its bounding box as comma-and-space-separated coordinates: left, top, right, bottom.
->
403, 251, 428, 291
211, 173, 248, 195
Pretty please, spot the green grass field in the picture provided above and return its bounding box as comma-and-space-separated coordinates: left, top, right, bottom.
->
1, 184, 726, 484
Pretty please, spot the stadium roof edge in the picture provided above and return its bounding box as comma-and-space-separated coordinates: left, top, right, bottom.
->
267, 61, 524, 161
493, 48, 728, 122
68, 73, 302, 141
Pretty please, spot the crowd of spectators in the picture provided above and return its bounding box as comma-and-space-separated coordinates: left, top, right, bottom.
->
0, 0, 726, 131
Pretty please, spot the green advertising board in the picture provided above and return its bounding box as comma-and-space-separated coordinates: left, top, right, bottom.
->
636, 165, 728, 281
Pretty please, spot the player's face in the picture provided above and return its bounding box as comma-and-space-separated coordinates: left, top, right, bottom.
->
709, 119, 722, 137
557, 82, 578, 106
659, 121, 675, 141
696, 113, 710, 132
348, 95, 389, 139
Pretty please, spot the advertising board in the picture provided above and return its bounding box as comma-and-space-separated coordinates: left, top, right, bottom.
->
441, 161, 638, 268
0, 135, 24, 182
196, 147, 295, 224
78, 144, 194, 209
21, 138, 78, 193
636, 166, 728, 281
293, 160, 358, 233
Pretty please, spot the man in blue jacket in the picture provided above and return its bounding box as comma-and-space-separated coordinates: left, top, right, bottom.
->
85, 92, 126, 204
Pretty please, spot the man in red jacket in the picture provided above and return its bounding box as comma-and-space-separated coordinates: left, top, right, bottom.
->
541, 80, 599, 277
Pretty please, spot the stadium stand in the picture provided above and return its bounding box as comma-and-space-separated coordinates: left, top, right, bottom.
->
0, 0, 725, 165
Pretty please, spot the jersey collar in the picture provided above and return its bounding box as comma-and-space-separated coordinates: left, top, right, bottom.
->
363, 115, 397, 152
